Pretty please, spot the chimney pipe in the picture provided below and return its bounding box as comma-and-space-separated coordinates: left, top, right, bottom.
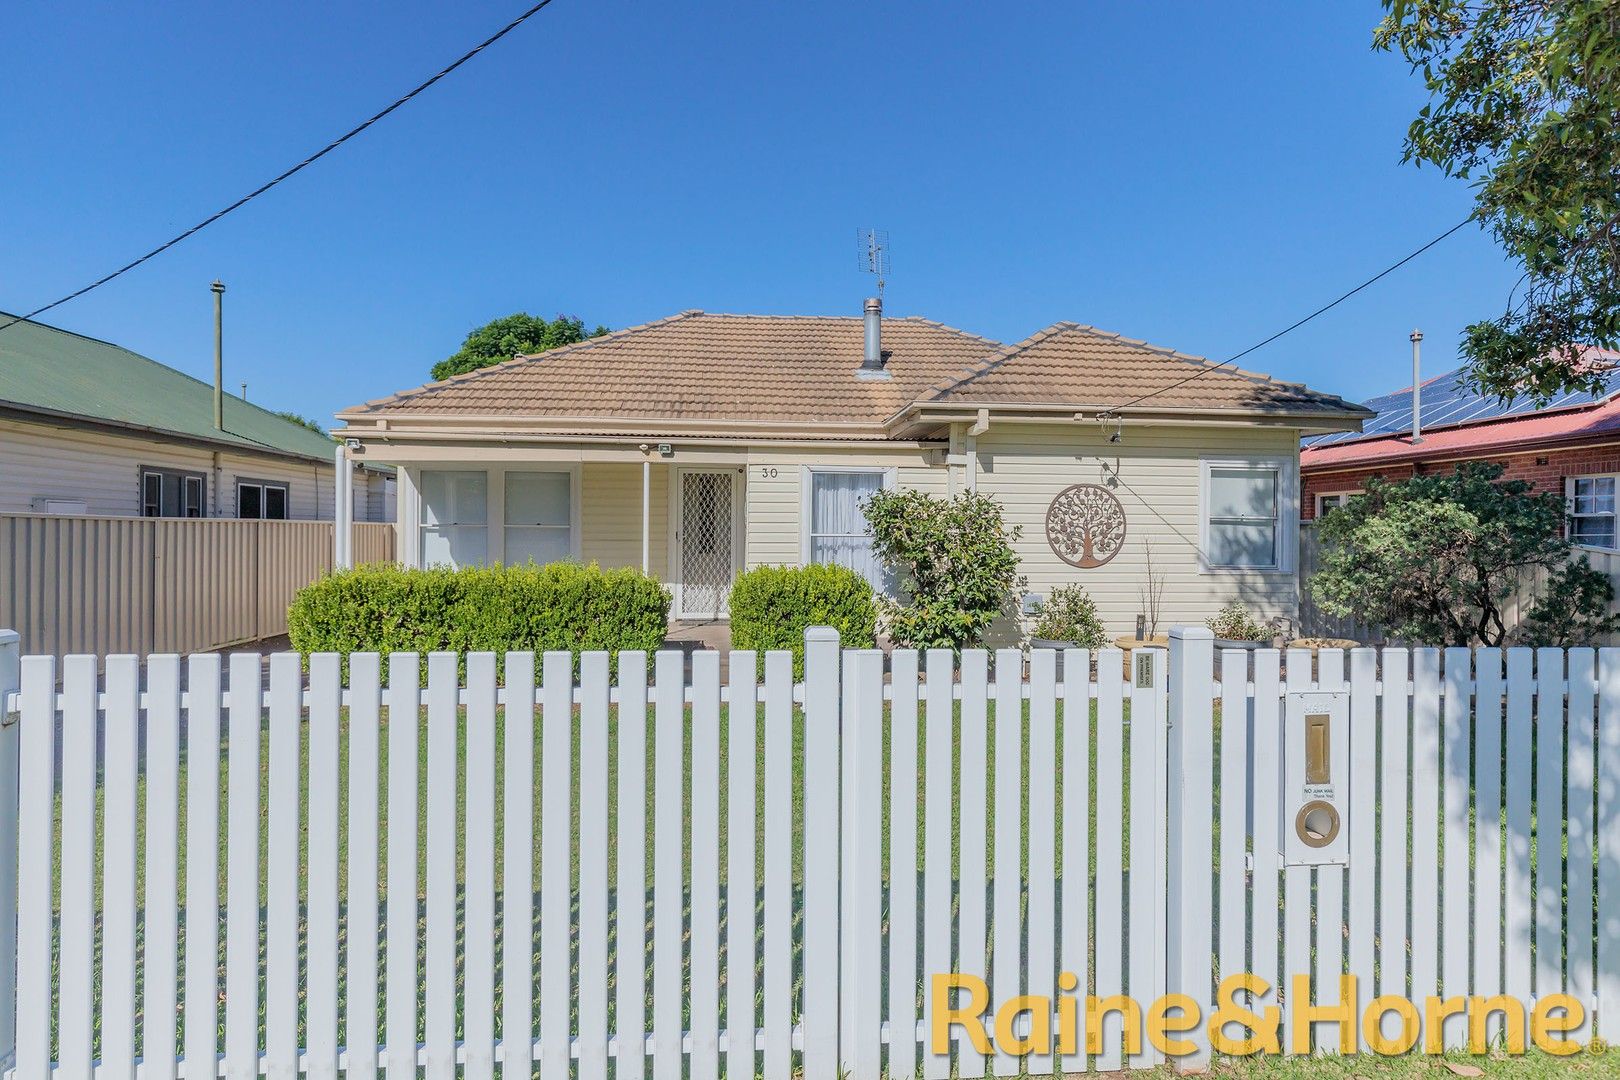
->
1410, 328, 1423, 443
211, 280, 226, 431
859, 297, 886, 376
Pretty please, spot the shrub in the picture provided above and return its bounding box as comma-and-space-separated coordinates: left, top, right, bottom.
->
1206, 601, 1270, 642
863, 489, 1026, 650
1311, 460, 1620, 646
1030, 584, 1109, 649
287, 562, 671, 675
729, 563, 878, 678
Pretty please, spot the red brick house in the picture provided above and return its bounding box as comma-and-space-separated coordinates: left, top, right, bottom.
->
1300, 350, 1620, 549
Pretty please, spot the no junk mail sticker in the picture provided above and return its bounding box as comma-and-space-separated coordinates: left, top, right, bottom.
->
1045, 483, 1127, 568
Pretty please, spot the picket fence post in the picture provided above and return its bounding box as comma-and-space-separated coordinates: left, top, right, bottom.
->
802, 626, 842, 1079
0, 628, 17, 1070
1165, 625, 1214, 1071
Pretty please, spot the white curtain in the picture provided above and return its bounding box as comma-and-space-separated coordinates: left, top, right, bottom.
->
505, 471, 572, 565
1206, 465, 1277, 568
809, 471, 887, 590
419, 470, 488, 568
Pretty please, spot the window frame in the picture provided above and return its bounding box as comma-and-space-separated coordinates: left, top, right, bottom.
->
235, 478, 291, 520
501, 466, 582, 566
1198, 455, 1298, 574
1314, 490, 1363, 516
139, 466, 207, 518
417, 468, 491, 568
1566, 472, 1618, 551
799, 464, 897, 589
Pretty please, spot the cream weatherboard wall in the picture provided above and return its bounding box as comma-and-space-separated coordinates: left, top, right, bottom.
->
0, 417, 388, 521
975, 421, 1301, 640
582, 462, 670, 580
739, 444, 946, 567
390, 428, 1304, 639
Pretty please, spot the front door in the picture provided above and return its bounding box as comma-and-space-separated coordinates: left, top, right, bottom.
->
675, 469, 740, 619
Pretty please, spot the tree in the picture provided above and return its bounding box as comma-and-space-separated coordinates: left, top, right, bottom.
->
1376, 1, 1620, 402
276, 411, 332, 438
431, 312, 609, 381
1310, 461, 1620, 646
862, 489, 1026, 650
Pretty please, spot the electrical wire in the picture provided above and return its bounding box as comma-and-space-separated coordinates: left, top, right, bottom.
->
1096, 214, 1477, 417
0, 0, 558, 335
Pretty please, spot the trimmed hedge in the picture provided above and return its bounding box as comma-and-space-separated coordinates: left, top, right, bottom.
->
287, 562, 671, 673
729, 563, 877, 677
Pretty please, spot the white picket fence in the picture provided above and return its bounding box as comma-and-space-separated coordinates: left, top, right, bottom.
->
0, 627, 1617, 1078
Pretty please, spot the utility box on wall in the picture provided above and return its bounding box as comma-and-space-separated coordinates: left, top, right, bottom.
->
1282, 688, 1350, 866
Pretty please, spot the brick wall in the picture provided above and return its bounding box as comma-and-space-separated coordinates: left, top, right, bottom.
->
1300, 440, 1620, 519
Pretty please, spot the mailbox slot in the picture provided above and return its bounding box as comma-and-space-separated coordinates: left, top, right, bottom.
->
1283, 690, 1350, 866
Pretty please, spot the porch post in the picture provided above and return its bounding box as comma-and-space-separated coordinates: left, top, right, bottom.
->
333, 443, 348, 568
0, 628, 18, 1066
642, 459, 650, 575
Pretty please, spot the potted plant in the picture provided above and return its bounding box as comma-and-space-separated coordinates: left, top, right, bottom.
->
1206, 601, 1273, 650
1029, 585, 1109, 675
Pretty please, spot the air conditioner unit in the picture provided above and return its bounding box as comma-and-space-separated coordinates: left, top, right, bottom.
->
31, 497, 88, 516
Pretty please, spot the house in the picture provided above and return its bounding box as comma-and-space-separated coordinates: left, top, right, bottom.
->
336, 301, 1370, 640
0, 313, 393, 522
1300, 350, 1620, 549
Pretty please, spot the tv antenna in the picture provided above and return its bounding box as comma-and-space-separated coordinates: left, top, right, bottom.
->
857, 228, 891, 297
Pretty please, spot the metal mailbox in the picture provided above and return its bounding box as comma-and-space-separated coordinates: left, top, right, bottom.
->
1283, 688, 1350, 866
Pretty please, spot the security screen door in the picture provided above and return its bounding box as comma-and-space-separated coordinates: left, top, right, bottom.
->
676, 469, 739, 619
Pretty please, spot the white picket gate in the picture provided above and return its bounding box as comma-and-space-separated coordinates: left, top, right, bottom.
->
0, 626, 1617, 1078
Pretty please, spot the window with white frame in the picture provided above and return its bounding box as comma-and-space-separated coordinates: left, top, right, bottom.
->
804, 467, 892, 591
1315, 490, 1362, 516
1567, 474, 1616, 549
419, 470, 488, 568
504, 470, 575, 565
1202, 458, 1291, 570
236, 479, 289, 520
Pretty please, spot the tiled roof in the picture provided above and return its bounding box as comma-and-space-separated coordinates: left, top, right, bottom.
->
0, 313, 340, 462
345, 311, 999, 428
342, 311, 1366, 433
928, 322, 1367, 416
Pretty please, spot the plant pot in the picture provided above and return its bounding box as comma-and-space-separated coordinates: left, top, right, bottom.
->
1212, 637, 1268, 650
1029, 637, 1095, 678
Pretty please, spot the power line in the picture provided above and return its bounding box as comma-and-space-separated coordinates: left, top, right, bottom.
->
1097, 214, 1477, 417
0, 0, 558, 335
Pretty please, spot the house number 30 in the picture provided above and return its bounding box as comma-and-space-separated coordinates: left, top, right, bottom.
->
759, 467, 778, 479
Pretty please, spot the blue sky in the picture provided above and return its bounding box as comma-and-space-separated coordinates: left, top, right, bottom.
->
1, 1, 1516, 426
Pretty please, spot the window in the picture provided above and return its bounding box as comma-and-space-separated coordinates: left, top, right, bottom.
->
141, 468, 205, 518
419, 470, 488, 567
505, 470, 575, 565
803, 467, 892, 591
237, 480, 289, 520
1315, 491, 1363, 515
1567, 475, 1616, 549
1201, 458, 1293, 571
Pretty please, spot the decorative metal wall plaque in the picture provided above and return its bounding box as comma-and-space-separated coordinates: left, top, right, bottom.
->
1045, 483, 1127, 568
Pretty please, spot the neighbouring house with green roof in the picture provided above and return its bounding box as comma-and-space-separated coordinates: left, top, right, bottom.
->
0, 314, 392, 521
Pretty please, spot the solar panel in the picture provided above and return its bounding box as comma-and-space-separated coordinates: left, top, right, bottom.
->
1303, 363, 1620, 447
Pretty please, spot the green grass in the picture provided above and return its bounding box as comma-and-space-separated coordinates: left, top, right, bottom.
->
1213, 1046, 1619, 1078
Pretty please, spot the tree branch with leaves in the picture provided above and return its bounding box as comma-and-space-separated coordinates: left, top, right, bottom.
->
1376, 0, 1620, 402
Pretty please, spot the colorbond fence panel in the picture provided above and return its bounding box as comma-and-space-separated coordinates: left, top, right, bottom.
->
1, 631, 1616, 1079
0, 514, 395, 656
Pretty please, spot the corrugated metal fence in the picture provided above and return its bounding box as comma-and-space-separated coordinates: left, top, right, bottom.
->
1298, 521, 1620, 643
0, 514, 395, 656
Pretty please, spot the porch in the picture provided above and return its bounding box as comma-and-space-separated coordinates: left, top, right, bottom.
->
393, 454, 749, 620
